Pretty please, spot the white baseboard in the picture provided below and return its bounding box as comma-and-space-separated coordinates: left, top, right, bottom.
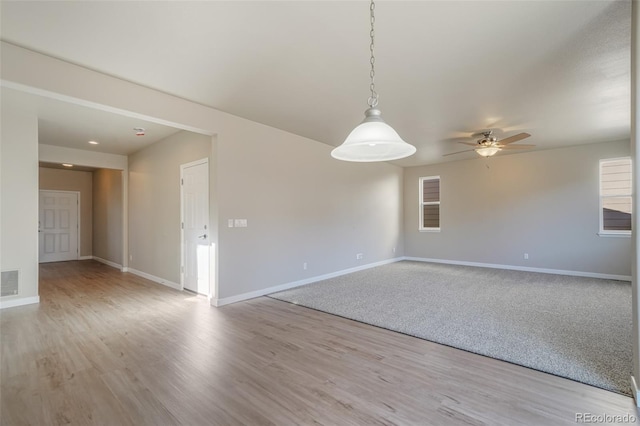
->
403, 257, 632, 282
212, 257, 403, 307
92, 256, 124, 271
78, 255, 93, 260
0, 296, 40, 310
127, 268, 181, 291
632, 376, 640, 407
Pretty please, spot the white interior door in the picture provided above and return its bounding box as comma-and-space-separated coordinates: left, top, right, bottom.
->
181, 160, 210, 295
39, 190, 79, 263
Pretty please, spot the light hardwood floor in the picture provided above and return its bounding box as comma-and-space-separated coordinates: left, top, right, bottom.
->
1, 261, 638, 425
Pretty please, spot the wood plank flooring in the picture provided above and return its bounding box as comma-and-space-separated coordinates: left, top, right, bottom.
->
1, 260, 638, 425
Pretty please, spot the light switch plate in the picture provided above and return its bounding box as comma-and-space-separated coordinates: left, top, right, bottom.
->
228, 219, 234, 228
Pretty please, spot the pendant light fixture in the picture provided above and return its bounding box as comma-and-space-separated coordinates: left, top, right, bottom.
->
331, 0, 416, 162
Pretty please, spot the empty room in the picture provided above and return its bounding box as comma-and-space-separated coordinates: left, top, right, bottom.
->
1, 1, 640, 425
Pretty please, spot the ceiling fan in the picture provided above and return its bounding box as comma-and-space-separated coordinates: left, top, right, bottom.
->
444, 130, 534, 157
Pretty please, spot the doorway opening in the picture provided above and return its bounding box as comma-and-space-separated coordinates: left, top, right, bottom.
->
180, 158, 211, 297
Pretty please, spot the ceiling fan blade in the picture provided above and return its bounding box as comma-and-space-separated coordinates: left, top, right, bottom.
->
458, 142, 479, 147
499, 144, 536, 150
499, 133, 531, 145
443, 149, 476, 157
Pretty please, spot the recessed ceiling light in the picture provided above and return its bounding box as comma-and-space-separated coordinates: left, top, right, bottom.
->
88, 140, 99, 145
62, 163, 73, 168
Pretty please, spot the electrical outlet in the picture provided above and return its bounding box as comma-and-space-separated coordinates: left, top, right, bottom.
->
129, 254, 133, 261
356, 253, 364, 260
524, 253, 529, 260
392, 247, 396, 254
303, 262, 307, 270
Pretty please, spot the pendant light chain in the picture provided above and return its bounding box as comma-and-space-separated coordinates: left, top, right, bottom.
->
368, 0, 378, 108
330, 0, 416, 162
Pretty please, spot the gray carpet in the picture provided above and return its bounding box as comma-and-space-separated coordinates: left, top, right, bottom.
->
269, 261, 632, 396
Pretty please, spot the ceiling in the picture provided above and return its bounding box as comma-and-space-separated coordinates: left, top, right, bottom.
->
35, 95, 182, 156
2, 87, 183, 156
39, 162, 98, 172
0, 1, 631, 167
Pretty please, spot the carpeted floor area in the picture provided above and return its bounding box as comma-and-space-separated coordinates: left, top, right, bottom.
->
269, 261, 632, 395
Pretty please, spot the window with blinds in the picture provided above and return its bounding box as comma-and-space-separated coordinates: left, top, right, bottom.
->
599, 158, 632, 235
419, 176, 440, 231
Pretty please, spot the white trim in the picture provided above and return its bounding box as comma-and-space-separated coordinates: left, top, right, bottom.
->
77, 192, 82, 260
122, 169, 129, 272
78, 255, 93, 260
181, 158, 209, 169
632, 376, 640, 407
211, 257, 404, 307
597, 232, 631, 238
0, 296, 40, 310
92, 256, 123, 271
127, 268, 181, 291
404, 256, 632, 281
211, 256, 631, 307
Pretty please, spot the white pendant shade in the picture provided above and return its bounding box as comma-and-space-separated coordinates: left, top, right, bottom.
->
332, 108, 416, 162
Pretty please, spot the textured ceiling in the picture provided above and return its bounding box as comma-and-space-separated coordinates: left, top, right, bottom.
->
0, 1, 631, 166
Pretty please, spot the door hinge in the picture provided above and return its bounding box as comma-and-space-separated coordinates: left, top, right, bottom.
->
181, 222, 184, 229
181, 178, 184, 185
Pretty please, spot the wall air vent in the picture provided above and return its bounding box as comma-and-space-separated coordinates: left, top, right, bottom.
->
1, 270, 19, 297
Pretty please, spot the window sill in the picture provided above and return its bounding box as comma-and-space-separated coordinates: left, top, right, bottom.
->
419, 228, 441, 233
598, 232, 631, 238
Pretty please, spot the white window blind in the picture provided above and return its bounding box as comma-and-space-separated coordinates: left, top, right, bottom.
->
600, 158, 632, 234
419, 176, 440, 231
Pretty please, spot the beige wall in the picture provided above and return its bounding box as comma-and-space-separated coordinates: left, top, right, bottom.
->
40, 144, 127, 170
1, 91, 39, 306
0, 43, 406, 304
39, 167, 93, 257
93, 169, 123, 266
404, 140, 631, 277
216, 121, 404, 299
128, 131, 211, 284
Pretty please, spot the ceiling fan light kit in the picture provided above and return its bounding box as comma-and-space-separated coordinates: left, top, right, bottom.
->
331, 0, 416, 162
475, 146, 501, 157
444, 130, 534, 158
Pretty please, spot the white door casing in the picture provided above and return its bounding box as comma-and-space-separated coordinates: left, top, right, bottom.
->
181, 159, 210, 295
39, 190, 79, 263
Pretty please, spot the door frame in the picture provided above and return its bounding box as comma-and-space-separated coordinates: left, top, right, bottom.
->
180, 158, 210, 295
38, 189, 81, 263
